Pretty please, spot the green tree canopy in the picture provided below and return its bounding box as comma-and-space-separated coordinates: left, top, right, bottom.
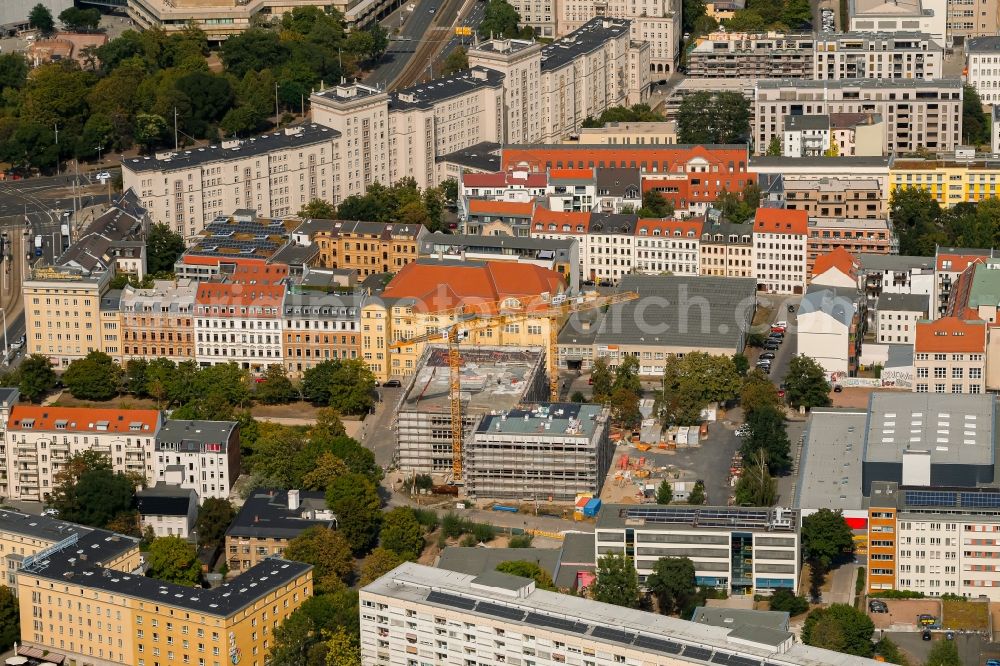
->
441, 47, 469, 76
255, 364, 298, 404
146, 223, 185, 273
379, 507, 426, 560
18, 354, 57, 403
64, 351, 123, 401
478, 0, 534, 38
963, 84, 989, 146
656, 479, 673, 504
741, 404, 791, 474
59, 6, 101, 31
889, 187, 944, 256
0, 587, 19, 651
590, 357, 614, 403
740, 369, 779, 417
147, 536, 201, 586
590, 553, 640, 608
326, 473, 382, 555
657, 352, 741, 426
301, 359, 375, 414
495, 560, 557, 590
195, 497, 235, 550
733, 449, 778, 506
784, 355, 831, 410
284, 526, 355, 591
801, 604, 874, 657
646, 557, 696, 615
677, 91, 750, 144
51, 452, 136, 528
688, 480, 706, 505
768, 588, 809, 616
360, 547, 404, 585
29, 3, 55, 36
801, 508, 854, 569
299, 198, 337, 219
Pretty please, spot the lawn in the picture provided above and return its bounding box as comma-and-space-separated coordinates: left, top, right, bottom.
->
942, 599, 989, 630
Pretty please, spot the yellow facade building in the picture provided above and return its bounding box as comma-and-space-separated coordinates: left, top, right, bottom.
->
890, 158, 1000, 207
24, 266, 111, 368
363, 261, 566, 381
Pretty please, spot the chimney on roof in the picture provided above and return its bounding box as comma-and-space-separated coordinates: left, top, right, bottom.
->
288, 489, 300, 512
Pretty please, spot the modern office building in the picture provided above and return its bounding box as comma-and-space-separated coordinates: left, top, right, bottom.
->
754, 79, 963, 155
783, 177, 885, 219
153, 419, 241, 501
466, 403, 613, 501
595, 504, 800, 594
360, 562, 884, 666
394, 346, 548, 475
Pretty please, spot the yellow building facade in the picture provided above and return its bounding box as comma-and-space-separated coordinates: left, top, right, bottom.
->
24, 266, 111, 368
890, 159, 1000, 207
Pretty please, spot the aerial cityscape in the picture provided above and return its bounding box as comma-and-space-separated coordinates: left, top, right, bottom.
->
4, 0, 1000, 663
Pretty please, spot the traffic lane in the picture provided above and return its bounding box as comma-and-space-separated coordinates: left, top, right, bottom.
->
365, 385, 404, 469
365, 0, 436, 86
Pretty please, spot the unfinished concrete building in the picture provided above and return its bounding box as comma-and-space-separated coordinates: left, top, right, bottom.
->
394, 346, 547, 476
466, 403, 613, 501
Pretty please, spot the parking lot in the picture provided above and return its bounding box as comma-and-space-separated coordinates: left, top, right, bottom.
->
867, 598, 942, 631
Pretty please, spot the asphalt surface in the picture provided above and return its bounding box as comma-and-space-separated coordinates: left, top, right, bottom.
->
438, 0, 487, 62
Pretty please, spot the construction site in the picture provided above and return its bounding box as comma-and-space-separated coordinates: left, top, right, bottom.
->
394, 346, 548, 476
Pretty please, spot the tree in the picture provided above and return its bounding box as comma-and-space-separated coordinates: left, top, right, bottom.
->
590, 553, 640, 607
741, 405, 791, 474
688, 481, 706, 505
268, 609, 319, 666
134, 113, 169, 153
732, 353, 749, 377
801, 508, 854, 571
326, 473, 382, 554
51, 453, 135, 528
302, 359, 376, 414
442, 47, 469, 76
0, 587, 16, 651
285, 526, 355, 591
784, 355, 831, 410
656, 352, 740, 426
18, 354, 57, 403
610, 387, 642, 428
647, 557, 696, 615
714, 182, 760, 223
963, 84, 989, 146
255, 364, 297, 404
478, 0, 532, 38
740, 369, 779, 417
683, 0, 708, 33
29, 3, 55, 36
656, 479, 673, 504
768, 588, 809, 616
379, 507, 425, 560
146, 536, 201, 586
59, 6, 102, 31
146, 223, 185, 273
677, 91, 750, 144
733, 449, 777, 506
590, 358, 614, 403
496, 561, 557, 590
63, 351, 123, 401
875, 638, 908, 665
440, 178, 458, 204
299, 199, 337, 219
637, 190, 674, 218
302, 453, 349, 491
324, 627, 361, 666
360, 547, 404, 585
766, 136, 782, 156
311, 407, 347, 439
802, 604, 874, 657
196, 498, 235, 550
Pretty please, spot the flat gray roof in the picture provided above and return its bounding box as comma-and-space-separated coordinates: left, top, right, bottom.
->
795, 409, 868, 511
364, 563, 883, 665
864, 393, 997, 466
877, 292, 929, 313
751, 156, 890, 168
476, 403, 605, 438
758, 77, 962, 89
691, 607, 790, 633
858, 253, 934, 272
596, 505, 798, 532
784, 115, 830, 131
437, 546, 561, 580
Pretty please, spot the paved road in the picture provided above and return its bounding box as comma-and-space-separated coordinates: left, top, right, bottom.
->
365, 0, 438, 88
887, 631, 988, 666
438, 0, 487, 62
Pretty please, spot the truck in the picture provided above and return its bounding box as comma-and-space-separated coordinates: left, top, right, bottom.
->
34, 235, 42, 257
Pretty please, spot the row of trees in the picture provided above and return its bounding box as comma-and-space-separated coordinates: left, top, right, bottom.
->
582, 104, 666, 128
589, 355, 642, 427
29, 4, 102, 35
299, 177, 450, 232
891, 186, 1000, 256
676, 92, 751, 145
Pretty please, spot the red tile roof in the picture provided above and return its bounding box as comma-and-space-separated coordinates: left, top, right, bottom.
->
195, 282, 285, 313
936, 253, 987, 273
8, 406, 160, 433
812, 248, 861, 280
468, 199, 535, 217
381, 261, 565, 314
914, 317, 987, 353
531, 208, 591, 234
635, 218, 704, 237
754, 208, 809, 236
549, 168, 594, 180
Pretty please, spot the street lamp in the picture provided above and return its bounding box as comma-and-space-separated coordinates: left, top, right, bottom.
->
95, 144, 104, 165
0, 308, 9, 361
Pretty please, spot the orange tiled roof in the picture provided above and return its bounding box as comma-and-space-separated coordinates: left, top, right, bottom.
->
8, 406, 160, 433
549, 168, 594, 180
195, 282, 285, 310
936, 253, 987, 273
635, 218, 704, 237
914, 317, 986, 353
468, 199, 535, 216
753, 208, 809, 236
381, 261, 565, 314
812, 248, 861, 280
531, 208, 591, 233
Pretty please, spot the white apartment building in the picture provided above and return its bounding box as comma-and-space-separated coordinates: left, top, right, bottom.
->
753, 209, 808, 294
583, 214, 636, 283
849, 0, 946, 44
122, 125, 342, 239
797, 285, 864, 376
783, 115, 831, 157
965, 36, 1000, 103
754, 79, 963, 156
813, 32, 943, 80
361, 562, 884, 666
194, 282, 285, 371
875, 292, 929, 345
596, 504, 800, 595
153, 419, 240, 501
3, 406, 161, 502
633, 219, 702, 275
310, 69, 506, 191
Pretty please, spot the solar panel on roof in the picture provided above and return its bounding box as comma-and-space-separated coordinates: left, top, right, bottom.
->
525, 612, 589, 633
730, 656, 762, 666
425, 591, 476, 610
633, 635, 682, 654
683, 645, 713, 661
712, 653, 732, 664
476, 601, 526, 622
591, 626, 635, 644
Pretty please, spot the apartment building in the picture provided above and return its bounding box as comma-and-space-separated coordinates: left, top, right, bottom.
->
100, 290, 124, 363
311, 70, 505, 191
858, 254, 935, 311
753, 79, 963, 156
502, 144, 754, 217
699, 217, 755, 278
18, 536, 311, 666
812, 247, 863, 288
849, 0, 945, 44
831, 113, 887, 156
806, 218, 893, 274
121, 125, 343, 238
783, 177, 885, 219
360, 562, 885, 666
282, 291, 362, 377
753, 208, 808, 294
797, 284, 865, 375
25, 265, 112, 368
136, 485, 199, 538
465, 199, 536, 236
633, 218, 703, 276
576, 121, 678, 145
782, 115, 831, 157
596, 504, 799, 594
466, 403, 613, 501
125, 0, 347, 40
890, 157, 1000, 207
119, 279, 197, 364
751, 155, 891, 193
934, 247, 993, 317
687, 31, 815, 78
913, 317, 987, 393
582, 214, 637, 283
4, 406, 161, 502
225, 488, 336, 572
184, 210, 298, 263
395, 346, 548, 475
946, 0, 1000, 41
466, 40, 544, 145
290, 218, 426, 276
153, 419, 240, 501
362, 261, 563, 382
546, 167, 601, 213
194, 280, 285, 371
876, 292, 929, 344
813, 32, 943, 80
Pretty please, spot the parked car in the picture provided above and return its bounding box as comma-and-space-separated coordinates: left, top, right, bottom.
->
763, 342, 779, 351
922, 630, 932, 641
768, 331, 784, 340
760, 352, 775, 360
383, 379, 402, 388
834, 384, 843, 393
42, 508, 58, 517
735, 425, 752, 437
773, 320, 788, 329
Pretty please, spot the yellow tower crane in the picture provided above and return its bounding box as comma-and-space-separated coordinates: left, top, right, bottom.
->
388, 290, 639, 481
